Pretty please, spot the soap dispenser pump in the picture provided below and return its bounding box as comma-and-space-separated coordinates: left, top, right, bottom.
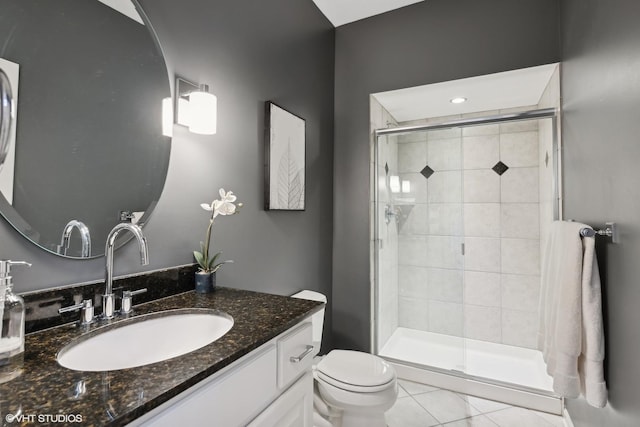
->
0, 260, 30, 382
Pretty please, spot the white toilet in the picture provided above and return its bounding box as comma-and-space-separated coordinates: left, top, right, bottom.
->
292, 290, 398, 427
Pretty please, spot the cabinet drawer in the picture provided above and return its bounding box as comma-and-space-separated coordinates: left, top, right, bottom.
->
277, 322, 313, 389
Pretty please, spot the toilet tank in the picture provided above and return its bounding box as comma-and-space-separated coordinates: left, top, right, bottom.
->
291, 290, 326, 355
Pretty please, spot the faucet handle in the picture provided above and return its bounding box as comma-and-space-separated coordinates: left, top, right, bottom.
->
121, 288, 147, 314
59, 299, 94, 325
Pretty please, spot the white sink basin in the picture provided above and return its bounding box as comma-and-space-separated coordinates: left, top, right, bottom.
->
57, 309, 233, 371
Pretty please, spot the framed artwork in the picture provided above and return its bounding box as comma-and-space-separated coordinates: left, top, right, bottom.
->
264, 101, 306, 211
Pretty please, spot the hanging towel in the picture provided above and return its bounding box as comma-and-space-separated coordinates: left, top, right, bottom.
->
538, 220, 607, 408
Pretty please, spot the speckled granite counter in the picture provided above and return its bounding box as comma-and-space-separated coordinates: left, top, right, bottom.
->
0, 288, 323, 426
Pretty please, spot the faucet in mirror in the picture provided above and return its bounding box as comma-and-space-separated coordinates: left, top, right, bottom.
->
0, 0, 171, 259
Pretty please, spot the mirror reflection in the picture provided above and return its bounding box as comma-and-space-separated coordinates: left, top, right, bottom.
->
0, 0, 171, 258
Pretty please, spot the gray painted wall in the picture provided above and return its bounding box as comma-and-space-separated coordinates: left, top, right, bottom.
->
333, 0, 561, 350
0, 0, 335, 347
561, 1, 640, 425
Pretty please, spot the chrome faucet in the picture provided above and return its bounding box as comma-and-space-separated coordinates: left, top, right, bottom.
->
102, 223, 149, 319
58, 220, 92, 257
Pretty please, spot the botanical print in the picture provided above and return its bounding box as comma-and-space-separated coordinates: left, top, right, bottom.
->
267, 103, 305, 210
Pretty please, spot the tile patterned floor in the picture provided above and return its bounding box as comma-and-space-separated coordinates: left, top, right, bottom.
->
385, 380, 565, 427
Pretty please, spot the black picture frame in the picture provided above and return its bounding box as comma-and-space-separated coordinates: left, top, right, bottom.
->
264, 101, 306, 211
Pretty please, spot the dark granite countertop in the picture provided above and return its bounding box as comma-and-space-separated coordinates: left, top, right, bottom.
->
0, 288, 323, 426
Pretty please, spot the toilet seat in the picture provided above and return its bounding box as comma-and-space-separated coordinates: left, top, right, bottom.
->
315, 350, 396, 393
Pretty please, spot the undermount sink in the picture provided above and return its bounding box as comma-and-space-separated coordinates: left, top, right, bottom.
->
57, 308, 233, 372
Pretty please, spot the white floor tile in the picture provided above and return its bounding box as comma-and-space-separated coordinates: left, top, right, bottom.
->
443, 415, 500, 427
399, 379, 440, 395
397, 385, 409, 398
413, 390, 482, 424
534, 411, 566, 427
386, 378, 561, 427
486, 407, 558, 427
456, 394, 512, 413
385, 396, 440, 427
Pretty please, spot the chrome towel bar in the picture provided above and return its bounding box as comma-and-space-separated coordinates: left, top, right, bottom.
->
580, 222, 618, 243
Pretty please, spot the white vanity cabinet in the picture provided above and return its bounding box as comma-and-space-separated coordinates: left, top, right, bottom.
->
131, 319, 314, 427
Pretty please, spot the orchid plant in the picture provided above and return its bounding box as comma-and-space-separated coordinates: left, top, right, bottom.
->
194, 188, 242, 273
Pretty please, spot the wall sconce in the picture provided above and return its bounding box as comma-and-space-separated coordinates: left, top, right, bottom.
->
173, 77, 217, 135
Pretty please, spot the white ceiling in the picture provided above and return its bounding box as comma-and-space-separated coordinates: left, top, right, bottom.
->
312, 0, 423, 27
372, 64, 559, 123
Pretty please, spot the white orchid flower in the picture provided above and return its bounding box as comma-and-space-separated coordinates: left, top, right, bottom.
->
200, 189, 238, 217
212, 188, 237, 217
195, 188, 242, 273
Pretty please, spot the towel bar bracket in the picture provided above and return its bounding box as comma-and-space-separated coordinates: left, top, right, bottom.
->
580, 222, 619, 243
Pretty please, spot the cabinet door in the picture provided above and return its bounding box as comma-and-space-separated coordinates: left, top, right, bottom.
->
137, 345, 277, 427
248, 372, 313, 427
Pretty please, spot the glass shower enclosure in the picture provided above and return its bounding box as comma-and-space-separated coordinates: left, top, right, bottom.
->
372, 109, 561, 401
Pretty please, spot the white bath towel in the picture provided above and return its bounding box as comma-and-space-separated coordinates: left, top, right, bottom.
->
538, 220, 607, 408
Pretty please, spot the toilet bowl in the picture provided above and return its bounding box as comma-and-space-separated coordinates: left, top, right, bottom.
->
292, 291, 398, 427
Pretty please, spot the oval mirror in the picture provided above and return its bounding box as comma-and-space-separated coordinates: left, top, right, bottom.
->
0, 0, 171, 258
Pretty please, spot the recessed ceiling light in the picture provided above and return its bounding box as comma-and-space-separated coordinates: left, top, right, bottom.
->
450, 97, 467, 104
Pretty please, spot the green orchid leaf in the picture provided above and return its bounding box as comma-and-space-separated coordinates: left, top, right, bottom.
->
207, 251, 222, 270
209, 251, 222, 264
211, 259, 234, 273
193, 251, 206, 269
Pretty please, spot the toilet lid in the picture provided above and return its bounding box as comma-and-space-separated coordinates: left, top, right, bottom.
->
316, 350, 396, 391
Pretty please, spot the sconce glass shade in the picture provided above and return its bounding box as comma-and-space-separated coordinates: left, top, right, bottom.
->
188, 89, 217, 135
161, 97, 173, 137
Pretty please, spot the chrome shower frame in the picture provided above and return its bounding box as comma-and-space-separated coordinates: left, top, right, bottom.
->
370, 107, 563, 412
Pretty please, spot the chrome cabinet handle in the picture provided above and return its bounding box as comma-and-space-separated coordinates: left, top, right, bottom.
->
290, 345, 314, 363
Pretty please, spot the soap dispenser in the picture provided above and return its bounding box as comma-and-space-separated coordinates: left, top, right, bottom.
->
0, 260, 30, 382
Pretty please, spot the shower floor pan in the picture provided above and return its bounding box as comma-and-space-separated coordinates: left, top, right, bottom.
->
379, 327, 562, 414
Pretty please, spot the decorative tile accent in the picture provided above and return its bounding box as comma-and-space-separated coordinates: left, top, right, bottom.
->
385, 162, 389, 175
492, 161, 509, 176
421, 165, 435, 179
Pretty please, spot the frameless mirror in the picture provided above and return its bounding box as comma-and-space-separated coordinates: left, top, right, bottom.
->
0, 0, 171, 258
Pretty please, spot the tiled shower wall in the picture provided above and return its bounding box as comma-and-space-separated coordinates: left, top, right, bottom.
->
370, 97, 399, 349
395, 109, 554, 350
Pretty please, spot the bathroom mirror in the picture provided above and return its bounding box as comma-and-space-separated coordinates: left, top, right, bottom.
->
0, 0, 171, 258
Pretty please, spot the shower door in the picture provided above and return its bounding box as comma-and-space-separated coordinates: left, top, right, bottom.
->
373, 111, 559, 392
374, 128, 466, 373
